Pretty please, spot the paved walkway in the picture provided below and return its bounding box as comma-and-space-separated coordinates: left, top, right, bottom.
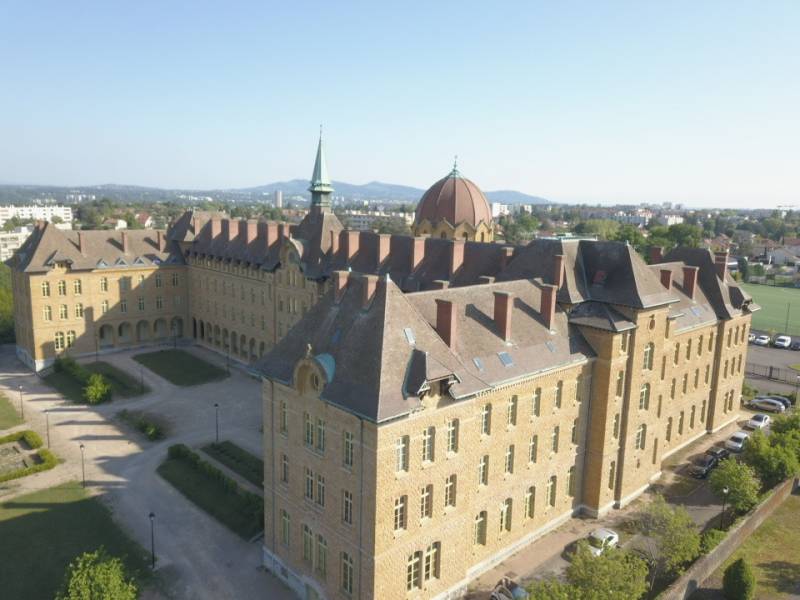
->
0, 344, 292, 600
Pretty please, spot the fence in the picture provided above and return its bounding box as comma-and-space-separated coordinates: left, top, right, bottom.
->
745, 362, 800, 386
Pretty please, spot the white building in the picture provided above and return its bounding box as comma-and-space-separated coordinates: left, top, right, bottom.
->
491, 202, 510, 218
340, 210, 413, 231
0, 205, 73, 226
655, 213, 685, 227
0, 226, 34, 261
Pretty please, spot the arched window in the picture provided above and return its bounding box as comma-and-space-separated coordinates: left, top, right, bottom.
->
639, 383, 650, 410
643, 343, 654, 370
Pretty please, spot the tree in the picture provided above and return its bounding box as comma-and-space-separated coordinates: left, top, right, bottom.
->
527, 578, 576, 600
565, 543, 648, 600
722, 557, 756, 600
574, 219, 621, 241
636, 495, 700, 584
56, 548, 137, 600
742, 429, 800, 490
612, 225, 646, 250
709, 459, 761, 514
83, 373, 111, 405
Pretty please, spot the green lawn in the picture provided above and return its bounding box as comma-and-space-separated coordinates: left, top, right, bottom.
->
133, 349, 228, 386
202, 441, 264, 487
0, 482, 150, 600
701, 493, 800, 599
740, 283, 800, 336
157, 449, 262, 539
43, 361, 149, 403
0, 392, 22, 430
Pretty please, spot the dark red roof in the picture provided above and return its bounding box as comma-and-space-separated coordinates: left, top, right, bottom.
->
414, 171, 492, 228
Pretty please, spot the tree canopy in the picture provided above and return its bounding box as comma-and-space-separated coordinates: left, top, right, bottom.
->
56, 548, 138, 600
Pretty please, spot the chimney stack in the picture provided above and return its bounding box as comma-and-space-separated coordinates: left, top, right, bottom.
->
121, 231, 129, 254
683, 266, 699, 300
410, 237, 426, 272
540, 284, 558, 331
246, 220, 257, 244
329, 229, 339, 257
279, 222, 291, 241
500, 246, 514, 270
553, 254, 565, 289
478, 275, 495, 284
157, 231, 167, 252
77, 231, 85, 255
660, 268, 673, 290
376, 234, 391, 266
493, 291, 514, 342
343, 231, 360, 261
435, 299, 458, 349
649, 246, 664, 264
714, 250, 729, 279
361, 274, 378, 308
332, 270, 349, 302
211, 218, 221, 239
450, 240, 465, 277
266, 222, 278, 247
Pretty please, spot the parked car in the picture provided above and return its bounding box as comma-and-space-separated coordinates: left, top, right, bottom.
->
689, 454, 718, 478
753, 335, 771, 346
749, 333, 757, 343
490, 578, 529, 600
763, 395, 792, 409
705, 446, 730, 461
749, 397, 787, 413
725, 431, 750, 452
773, 335, 792, 349
746, 413, 770, 430
586, 528, 620, 556
791, 341, 800, 351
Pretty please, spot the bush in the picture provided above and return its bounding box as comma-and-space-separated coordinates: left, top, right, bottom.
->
722, 557, 756, 600
118, 410, 165, 441
83, 373, 111, 405
700, 529, 726, 554
56, 547, 137, 600
55, 356, 91, 385
0, 429, 43, 449
742, 430, 800, 490
0, 447, 58, 483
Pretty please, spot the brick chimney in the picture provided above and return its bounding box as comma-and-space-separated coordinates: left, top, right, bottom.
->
362, 274, 378, 308
157, 231, 167, 252
266, 222, 278, 247
411, 237, 425, 271
660, 268, 673, 290
683, 266, 699, 300
435, 299, 458, 349
500, 246, 514, 270
650, 246, 664, 264
77, 231, 85, 255
540, 284, 558, 330
329, 229, 339, 257
332, 270, 349, 303
343, 231, 360, 261
279, 222, 291, 241
478, 275, 495, 284
714, 250, 729, 279
121, 231, 129, 254
493, 291, 514, 342
450, 240, 465, 277
376, 234, 391, 266
246, 220, 257, 244
553, 254, 565, 289
211, 218, 221, 239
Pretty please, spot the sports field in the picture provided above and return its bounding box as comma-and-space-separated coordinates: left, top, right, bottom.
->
741, 283, 800, 336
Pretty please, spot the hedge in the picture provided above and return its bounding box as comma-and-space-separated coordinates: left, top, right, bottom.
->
118, 410, 165, 441
54, 356, 91, 385
0, 448, 58, 483
0, 429, 44, 449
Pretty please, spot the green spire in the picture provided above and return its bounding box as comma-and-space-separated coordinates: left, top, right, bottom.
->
309, 127, 334, 200
449, 154, 461, 178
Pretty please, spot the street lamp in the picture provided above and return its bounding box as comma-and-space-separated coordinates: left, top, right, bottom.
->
46, 409, 50, 448
149, 512, 156, 569
721, 486, 729, 529
79, 443, 86, 488
214, 403, 220, 444
17, 385, 23, 419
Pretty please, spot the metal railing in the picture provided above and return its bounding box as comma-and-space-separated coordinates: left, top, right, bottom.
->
746, 362, 800, 385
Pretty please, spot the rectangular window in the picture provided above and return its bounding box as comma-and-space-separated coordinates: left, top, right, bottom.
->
304, 468, 314, 500
101, 300, 108, 314
155, 274, 162, 288
396, 436, 409, 472
406, 551, 422, 591
341, 552, 354, 594
156, 296, 163, 310
608, 461, 616, 489
59, 304, 68, 319
554, 381, 563, 409
280, 454, 289, 484
532, 388, 541, 417
41, 281, 50, 297
172, 273, 179, 286
280, 510, 290, 547
446, 419, 459, 453
571, 419, 579, 444
73, 279, 82, 295
394, 495, 407, 530
568, 466, 576, 496
343, 490, 353, 525
423, 542, 440, 582
120, 299, 127, 313
138, 297, 145, 311
316, 534, 327, 577
316, 418, 326, 453
500, 498, 512, 532
57, 280, 66, 295
552, 426, 559, 453
302, 524, 313, 563
478, 455, 489, 486
43, 305, 52, 321
343, 431, 354, 468
636, 424, 647, 450
100, 277, 108, 292
304, 413, 314, 447
316, 474, 325, 506
481, 404, 492, 435
444, 474, 457, 507
616, 371, 625, 397
524, 486, 535, 519
75, 303, 84, 318
422, 426, 435, 462
705, 364, 711, 384
420, 484, 433, 519
474, 511, 487, 545
279, 401, 287, 434
504, 445, 515, 474
547, 476, 557, 507
507, 395, 518, 426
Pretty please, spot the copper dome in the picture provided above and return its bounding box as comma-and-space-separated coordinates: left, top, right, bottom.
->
414, 167, 492, 228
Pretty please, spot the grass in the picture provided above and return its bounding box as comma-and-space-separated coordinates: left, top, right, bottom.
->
0, 392, 22, 430
133, 349, 228, 386
202, 441, 264, 487
740, 283, 800, 336
43, 360, 149, 403
118, 409, 168, 441
157, 446, 262, 539
0, 482, 150, 600
700, 493, 800, 599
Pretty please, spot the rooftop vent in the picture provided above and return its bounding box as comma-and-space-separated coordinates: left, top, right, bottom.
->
545, 340, 556, 353
403, 327, 416, 345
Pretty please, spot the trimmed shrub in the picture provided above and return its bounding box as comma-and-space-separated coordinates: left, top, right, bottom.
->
55, 356, 91, 385
0, 429, 43, 448
118, 410, 165, 441
722, 557, 756, 600
83, 373, 111, 405
700, 529, 726, 554
0, 447, 58, 483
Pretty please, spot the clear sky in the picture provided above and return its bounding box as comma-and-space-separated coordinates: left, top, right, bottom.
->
1, 1, 798, 207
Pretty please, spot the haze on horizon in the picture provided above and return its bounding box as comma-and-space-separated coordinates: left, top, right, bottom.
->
1, 2, 798, 209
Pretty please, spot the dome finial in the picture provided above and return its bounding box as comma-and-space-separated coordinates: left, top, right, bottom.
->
451, 155, 460, 177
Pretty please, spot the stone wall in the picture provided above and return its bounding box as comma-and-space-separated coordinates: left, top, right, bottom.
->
659, 477, 798, 600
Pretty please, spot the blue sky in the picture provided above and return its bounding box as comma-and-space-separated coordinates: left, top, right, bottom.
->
1, 1, 798, 207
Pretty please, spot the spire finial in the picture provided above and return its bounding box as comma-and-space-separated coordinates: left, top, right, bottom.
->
451, 155, 460, 176
319, 123, 323, 140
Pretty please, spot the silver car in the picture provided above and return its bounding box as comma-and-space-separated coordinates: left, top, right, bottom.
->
749, 398, 786, 413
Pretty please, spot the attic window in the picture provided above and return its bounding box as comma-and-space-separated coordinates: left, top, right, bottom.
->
592, 270, 607, 285
115, 258, 128, 266
96, 259, 108, 268
403, 327, 416, 345
473, 357, 484, 371
545, 341, 556, 353
498, 352, 514, 367
133, 257, 146, 265
690, 307, 702, 317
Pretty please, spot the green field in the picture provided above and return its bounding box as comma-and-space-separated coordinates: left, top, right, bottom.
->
133, 349, 228, 386
740, 283, 800, 336
43, 360, 149, 403
0, 482, 150, 599
0, 392, 22, 430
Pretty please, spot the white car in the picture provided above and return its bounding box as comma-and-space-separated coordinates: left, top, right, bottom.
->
746, 413, 770, 430
586, 528, 619, 556
725, 431, 750, 452
749, 398, 786, 413
748, 333, 756, 343
773, 335, 792, 348
753, 335, 771, 346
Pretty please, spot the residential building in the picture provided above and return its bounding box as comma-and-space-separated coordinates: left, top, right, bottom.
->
0, 204, 73, 226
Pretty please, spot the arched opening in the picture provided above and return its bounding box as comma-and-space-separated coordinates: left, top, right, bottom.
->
154, 318, 168, 339
440, 231, 447, 239
198, 320, 204, 340
136, 320, 150, 342
117, 322, 132, 344
171, 316, 183, 338
480, 232, 485, 242
222, 328, 229, 349
213, 325, 220, 346
98, 324, 115, 348
249, 338, 256, 361
240, 334, 247, 357
259, 341, 266, 357
193, 318, 198, 339
231, 331, 238, 354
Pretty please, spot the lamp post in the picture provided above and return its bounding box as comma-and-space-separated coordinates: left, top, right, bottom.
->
149, 512, 156, 569
140, 365, 145, 394
721, 486, 729, 529
214, 403, 219, 444
46, 409, 50, 448
17, 384, 23, 419
226, 346, 230, 375
79, 443, 86, 488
